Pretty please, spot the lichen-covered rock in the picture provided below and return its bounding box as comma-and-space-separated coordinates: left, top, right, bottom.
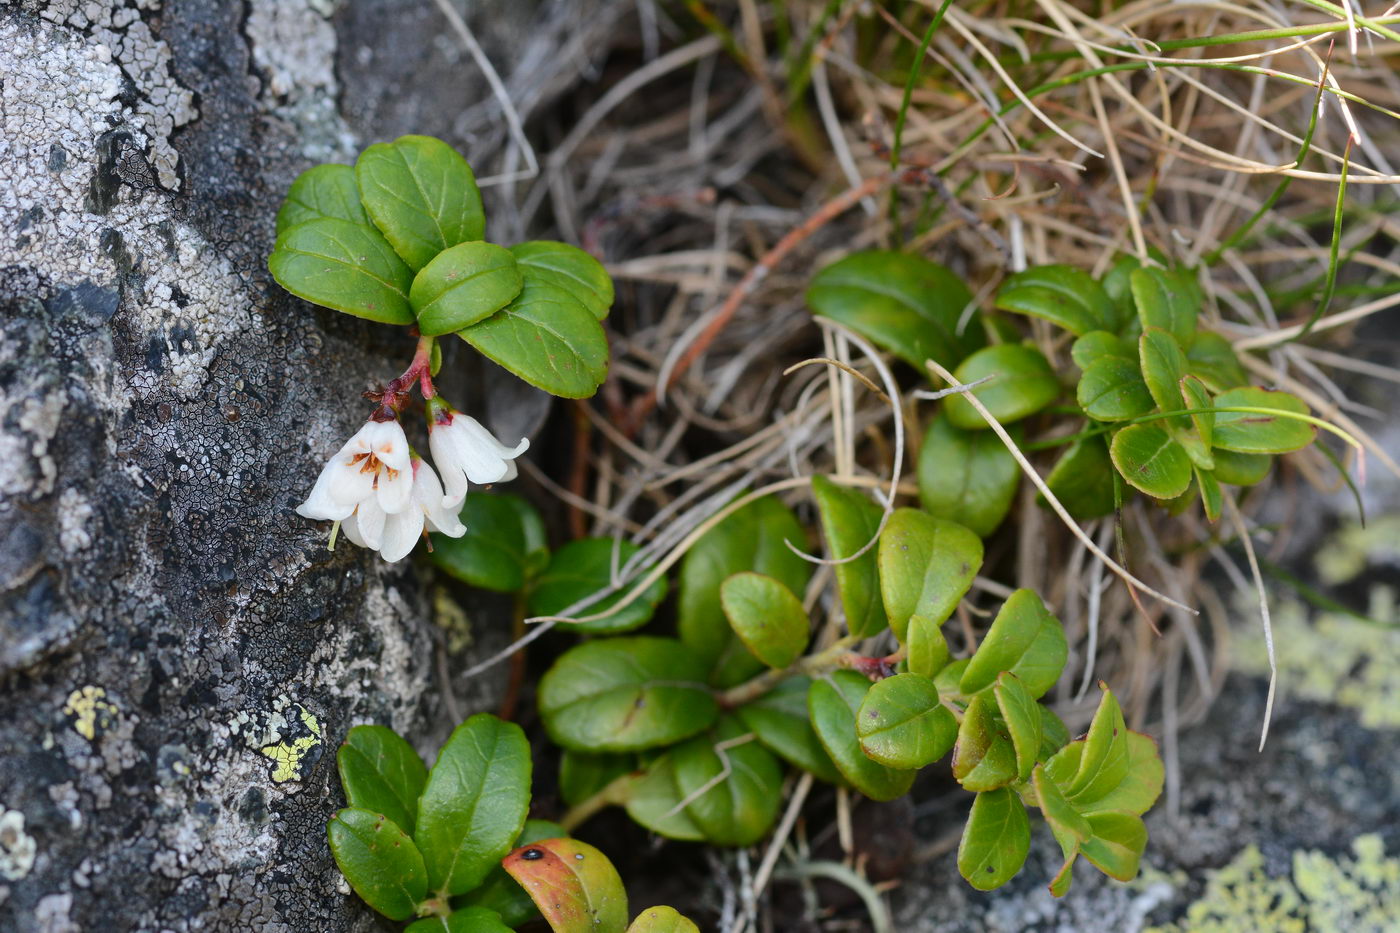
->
0, 1, 588, 928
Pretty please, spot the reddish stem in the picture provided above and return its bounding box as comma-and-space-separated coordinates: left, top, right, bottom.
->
371, 335, 437, 420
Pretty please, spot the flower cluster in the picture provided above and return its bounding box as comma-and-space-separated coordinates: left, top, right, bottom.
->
297, 399, 528, 563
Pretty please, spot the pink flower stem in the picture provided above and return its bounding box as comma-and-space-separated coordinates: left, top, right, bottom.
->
370, 334, 438, 421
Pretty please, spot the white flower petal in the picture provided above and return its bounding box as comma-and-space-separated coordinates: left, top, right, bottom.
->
340, 510, 367, 548
379, 509, 424, 562
362, 420, 411, 471
375, 465, 413, 514
355, 500, 387, 550
296, 465, 354, 520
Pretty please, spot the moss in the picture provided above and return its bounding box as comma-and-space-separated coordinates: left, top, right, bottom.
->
1149, 835, 1400, 933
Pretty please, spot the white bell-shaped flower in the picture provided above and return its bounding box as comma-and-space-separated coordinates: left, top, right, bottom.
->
428, 404, 529, 509
297, 419, 413, 522
341, 456, 466, 562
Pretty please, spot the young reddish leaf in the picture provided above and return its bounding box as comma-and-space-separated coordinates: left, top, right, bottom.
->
960, 589, 1067, 699
627, 905, 702, 932
957, 787, 1031, 890
952, 693, 1017, 792
811, 476, 889, 639
808, 672, 917, 801
720, 572, 810, 669
943, 344, 1061, 430
878, 508, 983, 641
459, 820, 568, 928
327, 808, 427, 921
502, 838, 629, 933
904, 614, 949, 678
856, 673, 957, 769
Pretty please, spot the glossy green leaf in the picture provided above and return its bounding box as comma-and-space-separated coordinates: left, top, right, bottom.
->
624, 754, 706, 841
1076, 357, 1154, 422
1039, 706, 1071, 760
720, 572, 810, 669
1181, 373, 1216, 452
404, 908, 514, 933
917, 415, 1020, 537
1032, 765, 1091, 844
410, 241, 523, 335
1081, 812, 1147, 881
1212, 448, 1272, 486
1042, 436, 1117, 520
960, 589, 1067, 699
559, 751, 633, 808
1043, 729, 1163, 817
538, 637, 718, 752
933, 658, 970, 698
1071, 331, 1135, 370
1130, 266, 1197, 347
511, 240, 613, 320
502, 837, 629, 933
430, 492, 548, 592
993, 672, 1042, 781
956, 787, 1030, 891
856, 672, 957, 769
672, 718, 784, 846
1060, 688, 1128, 803
951, 693, 1017, 791
1110, 423, 1192, 499
327, 808, 426, 920
994, 264, 1113, 336
356, 134, 484, 270
943, 344, 1060, 430
806, 250, 982, 372
627, 906, 702, 933
735, 677, 844, 785
528, 538, 667, 635
679, 495, 811, 686
1197, 466, 1222, 522
809, 672, 917, 801
458, 819, 568, 928
811, 476, 888, 639
269, 217, 414, 324
337, 724, 427, 835
1138, 328, 1188, 417
1186, 331, 1247, 392
878, 508, 982, 642
1101, 255, 1146, 334
276, 163, 369, 233
1211, 387, 1315, 454
904, 614, 949, 678
416, 714, 531, 898
460, 277, 609, 399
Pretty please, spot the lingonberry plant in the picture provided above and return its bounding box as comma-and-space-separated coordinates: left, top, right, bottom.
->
270, 135, 612, 562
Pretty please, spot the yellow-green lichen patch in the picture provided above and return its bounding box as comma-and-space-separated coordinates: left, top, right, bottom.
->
1315, 516, 1400, 586
1149, 835, 1400, 933
1233, 587, 1400, 729
62, 685, 118, 741
258, 704, 323, 782
0, 806, 37, 881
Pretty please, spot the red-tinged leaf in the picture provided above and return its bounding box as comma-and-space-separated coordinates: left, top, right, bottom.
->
502, 838, 629, 933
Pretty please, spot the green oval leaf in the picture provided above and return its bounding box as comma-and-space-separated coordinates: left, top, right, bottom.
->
429, 492, 548, 593
904, 614, 949, 678
992, 672, 1042, 781
1076, 357, 1154, 422
994, 264, 1113, 336
405, 908, 514, 933
1211, 387, 1315, 454
1186, 331, 1247, 391
808, 671, 917, 801
1110, 423, 1192, 499
276, 163, 370, 233
917, 415, 1020, 537
627, 906, 702, 933
855, 672, 957, 769
806, 250, 983, 372
511, 240, 614, 320
538, 637, 719, 752
1181, 373, 1216, 452
1041, 435, 1117, 520
943, 344, 1060, 430
269, 217, 414, 324
671, 719, 784, 846
416, 713, 532, 898
957, 787, 1030, 891
1081, 812, 1147, 881
528, 538, 667, 635
811, 476, 888, 639
959, 589, 1067, 698
356, 134, 485, 270
337, 724, 427, 835
877, 508, 982, 642
1196, 467, 1222, 522
559, 751, 634, 808
951, 693, 1017, 791
327, 808, 427, 921
720, 572, 810, 669
1212, 448, 1271, 486
734, 676, 845, 785
458, 820, 568, 928
623, 755, 705, 841
679, 495, 811, 686
1138, 328, 1188, 417
1070, 331, 1135, 370
409, 241, 523, 335
459, 277, 609, 399
1130, 266, 1198, 347
502, 837, 629, 933
1032, 764, 1092, 844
